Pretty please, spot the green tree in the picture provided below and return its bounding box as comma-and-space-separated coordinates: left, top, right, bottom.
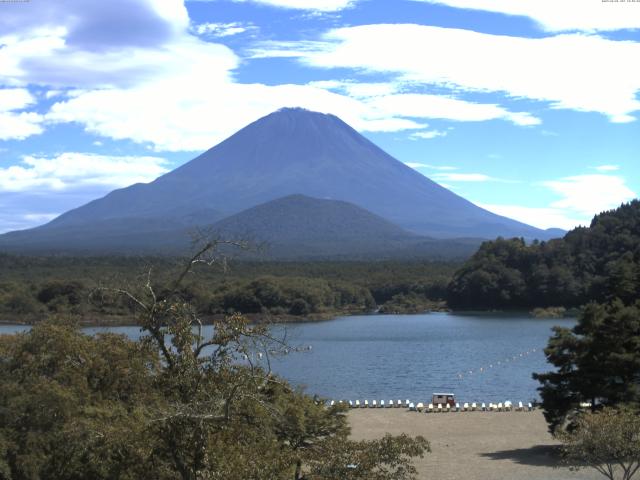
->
534, 300, 640, 432
0, 318, 162, 480
558, 407, 640, 480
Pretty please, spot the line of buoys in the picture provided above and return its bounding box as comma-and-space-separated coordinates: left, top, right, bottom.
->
456, 348, 539, 380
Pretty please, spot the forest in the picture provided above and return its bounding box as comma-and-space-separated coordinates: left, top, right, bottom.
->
447, 201, 640, 310
0, 256, 456, 324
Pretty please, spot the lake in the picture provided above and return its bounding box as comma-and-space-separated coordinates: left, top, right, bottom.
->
0, 312, 574, 404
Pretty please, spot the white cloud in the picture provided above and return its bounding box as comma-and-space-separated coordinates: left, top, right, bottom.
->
369, 93, 540, 125
192, 22, 255, 37
341, 82, 398, 98
0, 88, 35, 111
303, 79, 540, 126
410, 130, 448, 139
23, 213, 59, 223
0, 153, 169, 192
542, 174, 636, 217
0, 212, 62, 234
0, 2, 431, 151
6, 1, 636, 154
0, 88, 44, 140
47, 81, 428, 151
479, 203, 584, 231
404, 162, 457, 170
593, 164, 620, 172
0, 112, 44, 141
411, 0, 640, 32
233, 0, 356, 11
480, 174, 637, 230
271, 24, 640, 123
433, 173, 495, 182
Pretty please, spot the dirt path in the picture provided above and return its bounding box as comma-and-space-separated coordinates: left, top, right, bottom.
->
348, 409, 601, 480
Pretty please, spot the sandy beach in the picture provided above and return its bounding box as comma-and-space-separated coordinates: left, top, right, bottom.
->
348, 409, 601, 480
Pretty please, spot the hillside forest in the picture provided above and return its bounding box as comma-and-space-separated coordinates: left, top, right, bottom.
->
447, 201, 640, 310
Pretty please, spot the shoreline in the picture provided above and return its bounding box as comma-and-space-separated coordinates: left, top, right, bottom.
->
0, 306, 447, 328
0, 305, 575, 328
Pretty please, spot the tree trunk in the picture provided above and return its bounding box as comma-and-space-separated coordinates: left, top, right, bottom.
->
294, 458, 302, 480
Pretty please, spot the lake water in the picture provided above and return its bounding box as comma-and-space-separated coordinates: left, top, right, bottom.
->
0, 313, 574, 404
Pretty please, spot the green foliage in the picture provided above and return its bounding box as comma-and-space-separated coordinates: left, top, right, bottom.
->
0, 244, 429, 479
533, 300, 640, 433
0, 255, 457, 324
0, 319, 161, 480
448, 201, 640, 309
305, 434, 430, 480
558, 407, 640, 480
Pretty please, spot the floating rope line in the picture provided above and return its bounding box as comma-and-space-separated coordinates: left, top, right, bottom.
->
456, 348, 539, 381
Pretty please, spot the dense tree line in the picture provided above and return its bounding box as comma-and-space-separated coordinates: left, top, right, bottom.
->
0, 243, 429, 479
0, 257, 456, 323
447, 201, 640, 309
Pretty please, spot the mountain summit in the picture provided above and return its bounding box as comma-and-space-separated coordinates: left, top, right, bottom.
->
0, 108, 557, 254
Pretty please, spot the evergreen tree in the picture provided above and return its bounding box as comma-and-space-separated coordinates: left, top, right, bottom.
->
534, 300, 640, 432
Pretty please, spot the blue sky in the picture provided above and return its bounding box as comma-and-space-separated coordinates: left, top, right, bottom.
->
0, 0, 639, 233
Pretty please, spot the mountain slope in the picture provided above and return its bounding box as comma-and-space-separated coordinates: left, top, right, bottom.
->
0, 107, 559, 255
0, 194, 481, 259
210, 194, 480, 259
